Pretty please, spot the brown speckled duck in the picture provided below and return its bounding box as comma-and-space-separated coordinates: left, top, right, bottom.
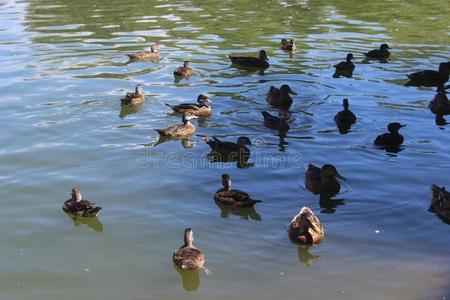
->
406, 62, 450, 87
174, 61, 193, 77
156, 112, 198, 138
127, 44, 160, 60
165, 94, 212, 116
288, 207, 324, 245
173, 228, 206, 271
266, 84, 297, 109
364, 43, 390, 59
214, 174, 261, 207
121, 84, 145, 106
305, 163, 345, 197
429, 184, 450, 224
281, 39, 296, 52
229, 50, 269, 68
62, 187, 101, 217
429, 85, 450, 116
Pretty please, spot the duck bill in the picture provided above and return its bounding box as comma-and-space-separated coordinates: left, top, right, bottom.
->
336, 172, 346, 180
400, 124, 406, 128
289, 89, 297, 95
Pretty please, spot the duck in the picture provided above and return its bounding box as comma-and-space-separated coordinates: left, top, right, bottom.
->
281, 39, 296, 52
228, 50, 269, 68
165, 94, 212, 116
203, 136, 252, 157
62, 187, 102, 217
156, 112, 198, 138
174, 61, 193, 77
266, 84, 297, 109
429, 184, 450, 224
173, 228, 206, 271
334, 53, 355, 72
334, 98, 356, 133
288, 207, 324, 245
405, 62, 450, 87
121, 84, 145, 106
214, 174, 261, 207
429, 85, 450, 116
374, 122, 405, 148
364, 43, 390, 59
262, 110, 290, 132
127, 44, 160, 60
305, 163, 345, 197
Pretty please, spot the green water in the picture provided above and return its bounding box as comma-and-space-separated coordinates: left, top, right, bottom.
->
0, 0, 449, 299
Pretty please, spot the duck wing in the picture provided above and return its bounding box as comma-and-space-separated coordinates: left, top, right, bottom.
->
165, 103, 200, 112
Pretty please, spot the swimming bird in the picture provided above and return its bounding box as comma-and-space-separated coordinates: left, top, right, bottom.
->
429, 85, 450, 116
203, 136, 251, 156
121, 84, 145, 106
334, 98, 356, 133
174, 61, 193, 77
262, 110, 290, 132
364, 43, 390, 59
305, 163, 345, 197
405, 62, 450, 87
127, 44, 160, 60
266, 84, 297, 109
173, 228, 206, 271
62, 187, 102, 217
165, 94, 212, 116
214, 174, 261, 207
228, 50, 269, 68
334, 53, 355, 73
374, 122, 405, 148
156, 112, 198, 138
429, 184, 450, 224
281, 39, 296, 52
288, 207, 324, 245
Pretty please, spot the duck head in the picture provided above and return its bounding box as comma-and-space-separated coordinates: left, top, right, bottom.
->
380, 43, 391, 50
281, 39, 288, 45
221, 174, 232, 191
387, 122, 406, 133
237, 136, 252, 146
321, 164, 345, 180
342, 98, 350, 110
182, 112, 198, 124
346, 53, 354, 61
71, 187, 82, 202
183, 61, 191, 68
197, 94, 211, 106
259, 50, 268, 61
280, 84, 297, 95
150, 44, 160, 53
438, 62, 450, 75
291, 207, 323, 235
183, 228, 194, 247
135, 84, 144, 95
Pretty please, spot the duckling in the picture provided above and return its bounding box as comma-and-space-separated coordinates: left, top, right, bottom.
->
305, 163, 345, 197
364, 43, 390, 59
334, 53, 355, 72
429, 184, 450, 224
334, 98, 356, 133
281, 39, 296, 52
429, 85, 450, 116
288, 207, 324, 245
127, 44, 160, 60
406, 62, 450, 87
214, 174, 261, 207
266, 84, 297, 109
165, 94, 212, 116
203, 136, 252, 157
62, 187, 102, 217
174, 61, 193, 77
262, 110, 290, 132
156, 112, 198, 138
228, 50, 269, 68
121, 84, 145, 106
374, 122, 405, 148
173, 228, 205, 271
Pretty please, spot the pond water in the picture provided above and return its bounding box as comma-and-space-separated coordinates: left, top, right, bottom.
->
0, 0, 449, 299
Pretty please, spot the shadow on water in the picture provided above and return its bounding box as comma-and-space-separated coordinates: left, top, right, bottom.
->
214, 200, 262, 221
64, 212, 104, 232
119, 103, 143, 119
319, 195, 346, 214
174, 266, 200, 292
298, 245, 321, 266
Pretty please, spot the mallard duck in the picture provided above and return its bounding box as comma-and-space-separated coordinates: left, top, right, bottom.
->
334, 98, 356, 133
214, 174, 261, 207
374, 122, 405, 147
429, 85, 450, 116
62, 187, 102, 217
288, 207, 324, 245
281, 39, 296, 52
429, 184, 450, 224
127, 44, 160, 60
203, 136, 251, 157
121, 84, 145, 106
305, 163, 345, 197
229, 50, 269, 68
156, 112, 198, 138
334, 53, 355, 72
262, 110, 290, 131
165, 94, 212, 116
405, 62, 450, 87
266, 84, 297, 109
173, 228, 205, 271
174, 61, 193, 77
364, 43, 390, 59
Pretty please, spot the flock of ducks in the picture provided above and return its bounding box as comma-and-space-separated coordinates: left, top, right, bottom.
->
62, 39, 450, 278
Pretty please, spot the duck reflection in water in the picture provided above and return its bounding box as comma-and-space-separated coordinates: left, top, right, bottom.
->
319, 194, 346, 214
119, 102, 143, 119
298, 245, 321, 266
262, 109, 291, 151
204, 136, 253, 168
151, 136, 197, 149
64, 212, 104, 232
175, 267, 201, 292
214, 200, 262, 221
